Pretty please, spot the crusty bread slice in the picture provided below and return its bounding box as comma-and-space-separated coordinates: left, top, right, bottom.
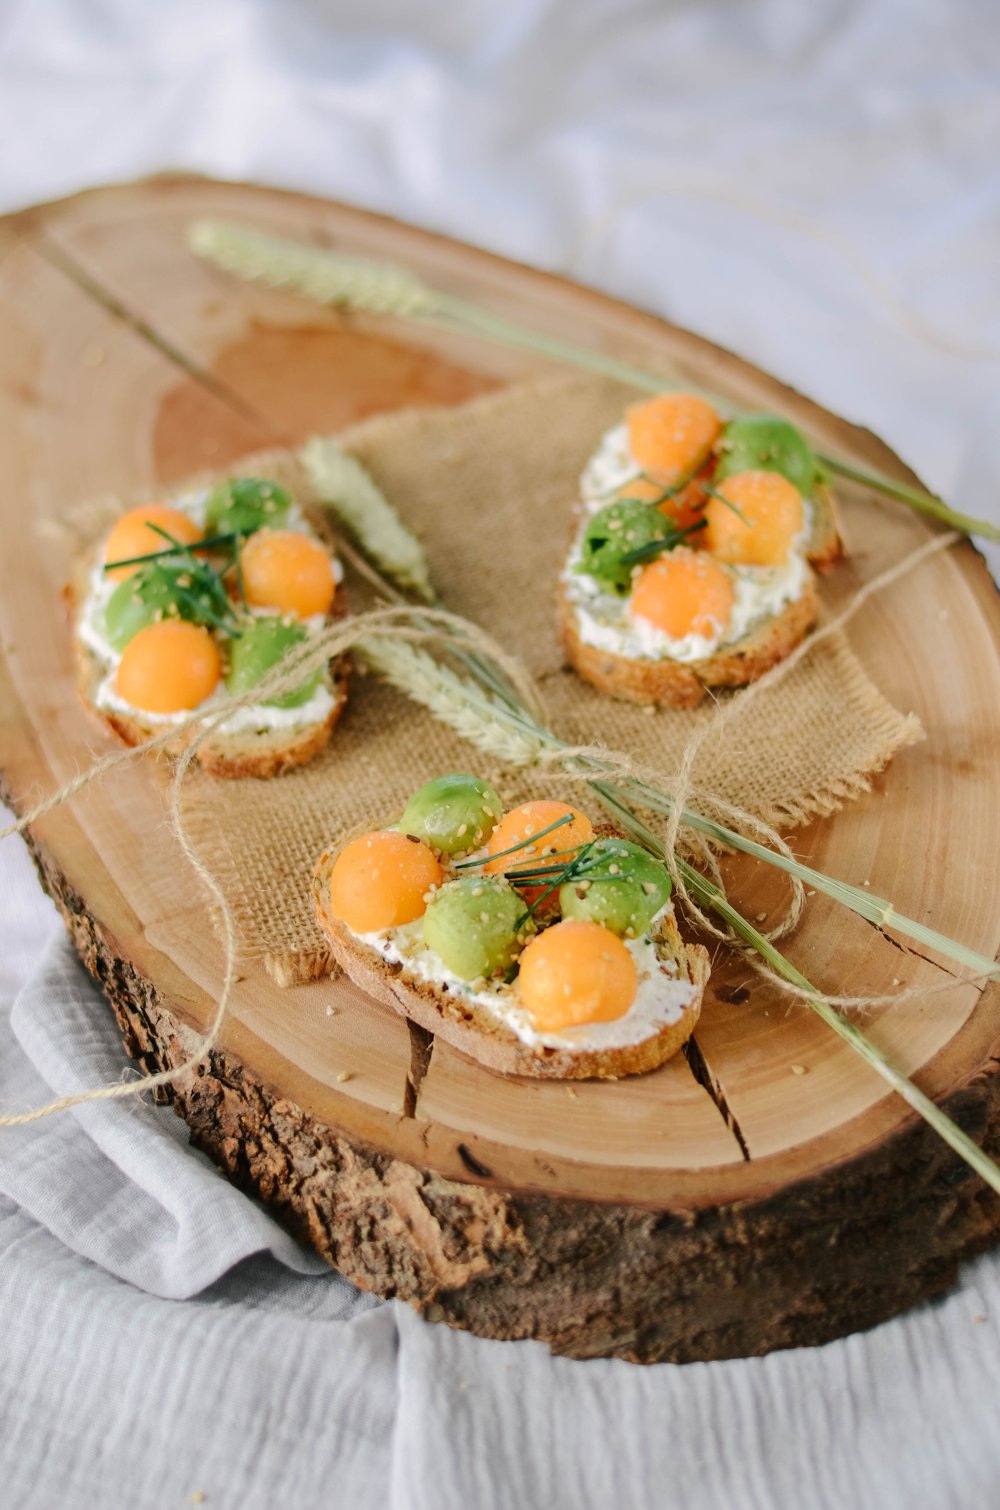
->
312, 848, 710, 1080
69, 563, 351, 779
559, 573, 819, 709
560, 480, 841, 709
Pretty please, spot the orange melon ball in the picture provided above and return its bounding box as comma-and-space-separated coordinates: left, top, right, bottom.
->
485, 801, 594, 901
704, 469, 804, 566
328, 830, 443, 934
104, 506, 202, 580
517, 919, 637, 1031
630, 547, 735, 641
240, 530, 336, 619
626, 393, 722, 486
115, 621, 221, 713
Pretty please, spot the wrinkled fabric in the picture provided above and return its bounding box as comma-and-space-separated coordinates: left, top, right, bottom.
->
1, 2, 999, 1506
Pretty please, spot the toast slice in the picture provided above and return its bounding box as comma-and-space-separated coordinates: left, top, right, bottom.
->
560, 481, 841, 709
312, 847, 709, 1080
70, 535, 351, 780
559, 572, 819, 709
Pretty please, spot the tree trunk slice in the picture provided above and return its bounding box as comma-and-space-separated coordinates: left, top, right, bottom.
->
1, 177, 999, 1363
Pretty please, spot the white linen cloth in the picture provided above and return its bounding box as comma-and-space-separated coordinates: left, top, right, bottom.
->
1, 2, 999, 1505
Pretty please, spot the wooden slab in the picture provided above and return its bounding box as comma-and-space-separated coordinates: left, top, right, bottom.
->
1, 176, 998, 1363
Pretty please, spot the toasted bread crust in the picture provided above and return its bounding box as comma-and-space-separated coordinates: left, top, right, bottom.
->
70, 561, 351, 779
312, 849, 708, 1080
559, 478, 841, 708
804, 481, 842, 571
559, 574, 820, 708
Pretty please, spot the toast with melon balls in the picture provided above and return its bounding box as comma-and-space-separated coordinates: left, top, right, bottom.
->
71, 476, 350, 777
560, 392, 842, 708
312, 774, 709, 1080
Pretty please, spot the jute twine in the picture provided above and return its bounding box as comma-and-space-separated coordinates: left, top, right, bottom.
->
0, 374, 972, 1135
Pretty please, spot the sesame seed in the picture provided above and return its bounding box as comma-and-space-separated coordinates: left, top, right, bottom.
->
642, 882, 657, 895
791, 1064, 807, 1076
336, 1070, 352, 1083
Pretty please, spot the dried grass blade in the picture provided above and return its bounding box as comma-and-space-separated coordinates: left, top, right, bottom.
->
300, 436, 435, 602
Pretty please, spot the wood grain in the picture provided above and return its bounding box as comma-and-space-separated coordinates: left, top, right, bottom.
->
1, 176, 998, 1360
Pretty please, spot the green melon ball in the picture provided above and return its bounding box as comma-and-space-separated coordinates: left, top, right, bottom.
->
559, 838, 672, 937
422, 875, 528, 981
225, 616, 321, 709
575, 501, 671, 595
400, 773, 503, 857
104, 558, 231, 651
104, 569, 181, 651
715, 415, 819, 495
205, 477, 291, 536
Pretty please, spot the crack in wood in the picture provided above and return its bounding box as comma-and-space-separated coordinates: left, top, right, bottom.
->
30, 231, 279, 436
457, 1143, 494, 1179
683, 1034, 751, 1162
403, 1020, 435, 1118
870, 920, 963, 981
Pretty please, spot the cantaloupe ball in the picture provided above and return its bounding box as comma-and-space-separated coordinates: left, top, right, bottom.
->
104, 506, 202, 580
484, 801, 594, 901
704, 469, 804, 566
115, 621, 221, 713
626, 393, 722, 485
517, 919, 637, 1030
328, 830, 443, 934
630, 547, 734, 641
240, 530, 336, 619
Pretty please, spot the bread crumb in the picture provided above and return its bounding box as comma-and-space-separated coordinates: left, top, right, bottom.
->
336, 1070, 352, 1083
972, 1314, 988, 1324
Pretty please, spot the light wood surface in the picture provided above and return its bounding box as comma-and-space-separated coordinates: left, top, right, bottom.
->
2, 175, 999, 1222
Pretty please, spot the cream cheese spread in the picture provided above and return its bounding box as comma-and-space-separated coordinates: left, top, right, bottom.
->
355, 905, 696, 1052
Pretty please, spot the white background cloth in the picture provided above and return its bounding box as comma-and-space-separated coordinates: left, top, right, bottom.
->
1, 2, 999, 1506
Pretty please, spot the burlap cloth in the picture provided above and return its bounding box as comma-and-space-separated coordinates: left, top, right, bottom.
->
162, 374, 921, 982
